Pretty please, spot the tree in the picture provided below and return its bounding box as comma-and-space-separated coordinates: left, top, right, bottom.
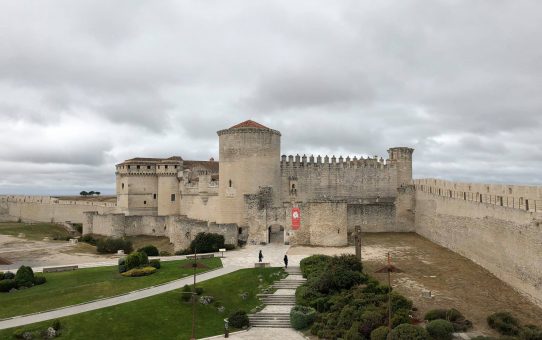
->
88, 191, 95, 196
95, 191, 101, 196
80, 191, 88, 196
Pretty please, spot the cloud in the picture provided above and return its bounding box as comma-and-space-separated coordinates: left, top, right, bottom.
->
0, 0, 541, 194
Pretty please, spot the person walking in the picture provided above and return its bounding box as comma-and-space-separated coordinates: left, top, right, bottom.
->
258, 250, 263, 263
283, 254, 288, 269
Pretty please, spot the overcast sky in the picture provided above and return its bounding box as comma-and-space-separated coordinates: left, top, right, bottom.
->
1, 1, 541, 195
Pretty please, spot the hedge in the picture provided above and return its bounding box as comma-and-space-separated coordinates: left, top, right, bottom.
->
138, 245, 159, 257
121, 266, 157, 277
0, 279, 17, 292
33, 276, 47, 285
96, 237, 133, 254
290, 305, 316, 330
426, 319, 454, 340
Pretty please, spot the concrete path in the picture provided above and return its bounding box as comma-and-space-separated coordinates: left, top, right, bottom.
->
201, 327, 307, 340
0, 265, 242, 330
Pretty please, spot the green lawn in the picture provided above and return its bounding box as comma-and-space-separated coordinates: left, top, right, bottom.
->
0, 222, 70, 241
0, 258, 222, 319
0, 267, 284, 340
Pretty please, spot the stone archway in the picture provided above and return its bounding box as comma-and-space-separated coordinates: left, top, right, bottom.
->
268, 224, 285, 244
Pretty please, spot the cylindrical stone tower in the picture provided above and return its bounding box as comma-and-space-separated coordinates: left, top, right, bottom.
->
388, 147, 414, 188
216, 120, 281, 226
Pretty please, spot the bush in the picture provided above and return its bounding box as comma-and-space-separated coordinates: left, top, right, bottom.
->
426, 319, 454, 340
96, 237, 133, 254
290, 305, 317, 330
73, 223, 83, 234
80, 234, 97, 245
149, 259, 161, 269
125, 252, 141, 270
224, 244, 236, 251
15, 265, 35, 287
33, 276, 47, 285
181, 285, 192, 302
300, 255, 331, 279
0, 279, 17, 292
118, 257, 127, 273
121, 266, 157, 277
195, 287, 204, 295
138, 245, 159, 257
520, 325, 542, 340
159, 251, 171, 256
190, 232, 225, 253
388, 324, 430, 340
2, 271, 14, 280
391, 292, 413, 313
359, 310, 385, 337
424, 309, 448, 321
392, 309, 410, 328
228, 310, 249, 329
345, 322, 363, 340
51, 319, 61, 331
371, 326, 390, 340
487, 312, 520, 336
138, 251, 149, 267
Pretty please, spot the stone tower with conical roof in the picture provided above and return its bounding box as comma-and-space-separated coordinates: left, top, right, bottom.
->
216, 120, 281, 226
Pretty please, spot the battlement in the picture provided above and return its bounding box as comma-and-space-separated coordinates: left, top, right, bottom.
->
414, 178, 542, 212
0, 195, 117, 208
280, 154, 392, 169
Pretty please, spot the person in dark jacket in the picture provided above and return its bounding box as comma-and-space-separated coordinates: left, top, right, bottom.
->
258, 250, 263, 262
283, 255, 288, 268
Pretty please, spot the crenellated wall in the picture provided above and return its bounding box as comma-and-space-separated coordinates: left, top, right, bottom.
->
280, 154, 397, 202
0, 195, 116, 223
414, 180, 542, 307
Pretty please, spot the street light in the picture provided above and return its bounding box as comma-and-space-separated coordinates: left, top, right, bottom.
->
375, 252, 404, 330
181, 247, 209, 340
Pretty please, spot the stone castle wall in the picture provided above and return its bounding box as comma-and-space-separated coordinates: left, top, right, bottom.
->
83, 211, 237, 250
0, 195, 116, 223
280, 155, 398, 202
414, 180, 542, 307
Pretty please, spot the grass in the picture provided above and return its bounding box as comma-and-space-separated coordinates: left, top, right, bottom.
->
0, 258, 222, 319
0, 222, 71, 241
0, 267, 285, 340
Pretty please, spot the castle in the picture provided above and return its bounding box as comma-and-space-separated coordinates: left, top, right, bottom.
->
107, 120, 415, 247
1, 119, 541, 307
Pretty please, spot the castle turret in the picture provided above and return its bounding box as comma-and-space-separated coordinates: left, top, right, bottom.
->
216, 120, 281, 225
388, 147, 414, 188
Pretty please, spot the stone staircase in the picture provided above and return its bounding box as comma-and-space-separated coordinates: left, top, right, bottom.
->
248, 267, 306, 328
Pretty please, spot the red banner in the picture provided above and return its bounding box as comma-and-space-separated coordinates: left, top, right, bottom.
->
291, 208, 301, 230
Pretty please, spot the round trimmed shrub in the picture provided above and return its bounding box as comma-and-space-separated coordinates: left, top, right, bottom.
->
195, 287, 204, 295
190, 232, 225, 253
15, 265, 35, 287
359, 310, 385, 337
344, 322, 363, 340
392, 309, 410, 328
51, 319, 61, 331
2, 271, 15, 280
487, 312, 520, 336
426, 319, 454, 340
138, 245, 159, 257
0, 279, 17, 292
388, 324, 430, 340
149, 259, 161, 269
424, 308, 448, 321
228, 310, 249, 329
125, 252, 141, 270
138, 251, 149, 266
371, 326, 390, 340
290, 305, 316, 330
181, 285, 192, 302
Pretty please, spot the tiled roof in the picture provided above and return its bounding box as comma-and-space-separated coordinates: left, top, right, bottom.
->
230, 120, 269, 129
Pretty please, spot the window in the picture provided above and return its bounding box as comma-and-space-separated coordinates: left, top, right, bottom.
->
175, 165, 178, 169
122, 183, 124, 189
144, 201, 147, 205
229, 179, 232, 187
153, 194, 157, 199
147, 165, 151, 169
165, 165, 168, 169
171, 194, 175, 202
238, 227, 243, 235
509, 188, 512, 194
137, 165, 140, 169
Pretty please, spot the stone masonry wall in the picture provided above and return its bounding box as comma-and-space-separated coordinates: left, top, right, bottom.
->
415, 190, 542, 307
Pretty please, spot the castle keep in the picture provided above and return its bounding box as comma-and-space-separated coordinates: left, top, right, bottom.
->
95, 120, 415, 248
1, 119, 541, 307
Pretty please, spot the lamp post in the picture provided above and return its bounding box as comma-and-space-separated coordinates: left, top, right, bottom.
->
182, 246, 209, 340
375, 252, 403, 330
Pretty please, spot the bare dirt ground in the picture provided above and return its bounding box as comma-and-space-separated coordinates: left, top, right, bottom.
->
290, 233, 542, 334
0, 235, 115, 271
54, 195, 116, 203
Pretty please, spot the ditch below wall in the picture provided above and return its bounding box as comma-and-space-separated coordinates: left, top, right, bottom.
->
415, 190, 542, 307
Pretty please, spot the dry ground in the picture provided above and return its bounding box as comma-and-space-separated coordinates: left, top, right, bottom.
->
290, 233, 542, 334
54, 195, 116, 203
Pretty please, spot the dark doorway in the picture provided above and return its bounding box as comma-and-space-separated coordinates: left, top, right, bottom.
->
268, 225, 285, 244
